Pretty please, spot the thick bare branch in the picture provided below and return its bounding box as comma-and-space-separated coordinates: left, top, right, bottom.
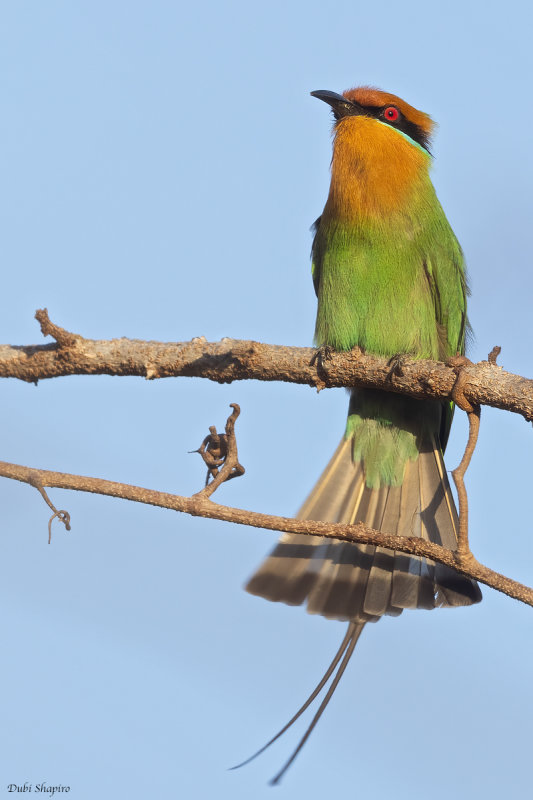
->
0, 309, 532, 421
0, 458, 531, 608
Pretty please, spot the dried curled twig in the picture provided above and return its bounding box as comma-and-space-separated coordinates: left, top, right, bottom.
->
191, 404, 245, 497
27, 471, 71, 543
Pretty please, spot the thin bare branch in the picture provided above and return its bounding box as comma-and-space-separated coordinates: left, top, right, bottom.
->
447, 355, 482, 561
452, 408, 481, 560
0, 457, 531, 608
0, 310, 531, 421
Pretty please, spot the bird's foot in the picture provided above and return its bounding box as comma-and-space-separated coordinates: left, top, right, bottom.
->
310, 344, 336, 368
387, 353, 411, 379
446, 354, 475, 412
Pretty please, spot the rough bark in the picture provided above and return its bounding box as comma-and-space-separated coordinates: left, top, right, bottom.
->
0, 310, 531, 422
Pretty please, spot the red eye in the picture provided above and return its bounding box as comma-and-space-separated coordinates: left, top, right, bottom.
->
384, 106, 399, 122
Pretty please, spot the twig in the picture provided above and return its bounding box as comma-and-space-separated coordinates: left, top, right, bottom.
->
1, 458, 531, 608
452, 408, 481, 560
35, 308, 79, 348
27, 471, 71, 543
488, 346, 502, 365
190, 427, 229, 486
191, 403, 245, 496
0, 311, 531, 422
447, 353, 490, 560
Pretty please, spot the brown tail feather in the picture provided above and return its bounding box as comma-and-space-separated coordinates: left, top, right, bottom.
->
246, 436, 481, 621
242, 436, 481, 781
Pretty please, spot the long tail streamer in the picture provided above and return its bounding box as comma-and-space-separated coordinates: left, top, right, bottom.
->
231, 622, 363, 783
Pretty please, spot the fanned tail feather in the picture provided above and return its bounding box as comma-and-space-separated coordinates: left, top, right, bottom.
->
246, 435, 481, 620
243, 431, 481, 779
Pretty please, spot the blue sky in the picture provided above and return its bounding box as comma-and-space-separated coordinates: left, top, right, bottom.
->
1, 1, 532, 798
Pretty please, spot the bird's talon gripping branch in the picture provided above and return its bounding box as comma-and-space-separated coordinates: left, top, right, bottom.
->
310, 345, 337, 391
192, 403, 245, 499
446, 354, 475, 412
28, 472, 71, 544
387, 353, 410, 379
310, 344, 335, 368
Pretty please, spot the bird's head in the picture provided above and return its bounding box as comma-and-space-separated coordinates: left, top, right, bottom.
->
311, 87, 435, 220
311, 86, 434, 153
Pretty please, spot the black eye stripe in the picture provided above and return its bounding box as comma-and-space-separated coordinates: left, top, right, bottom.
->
358, 105, 430, 152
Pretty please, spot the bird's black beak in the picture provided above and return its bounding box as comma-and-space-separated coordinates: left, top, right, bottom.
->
310, 90, 365, 119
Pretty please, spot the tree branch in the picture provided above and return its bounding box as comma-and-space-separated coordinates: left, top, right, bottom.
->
0, 457, 531, 609
1, 309, 532, 421
2, 311, 532, 611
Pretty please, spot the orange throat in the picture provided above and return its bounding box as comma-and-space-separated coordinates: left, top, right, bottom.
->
323, 115, 431, 224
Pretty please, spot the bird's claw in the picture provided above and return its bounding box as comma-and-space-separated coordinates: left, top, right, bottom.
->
310, 344, 336, 368
387, 353, 410, 379
446, 355, 475, 412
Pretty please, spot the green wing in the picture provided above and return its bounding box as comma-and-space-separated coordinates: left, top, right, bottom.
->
310, 216, 322, 297
423, 239, 468, 360
422, 215, 469, 450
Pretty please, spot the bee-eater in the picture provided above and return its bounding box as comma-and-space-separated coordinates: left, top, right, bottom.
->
243, 87, 482, 781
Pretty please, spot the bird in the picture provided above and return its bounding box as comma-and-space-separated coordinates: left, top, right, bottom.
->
240, 87, 482, 782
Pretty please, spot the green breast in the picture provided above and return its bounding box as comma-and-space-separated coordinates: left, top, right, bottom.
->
313, 220, 440, 359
